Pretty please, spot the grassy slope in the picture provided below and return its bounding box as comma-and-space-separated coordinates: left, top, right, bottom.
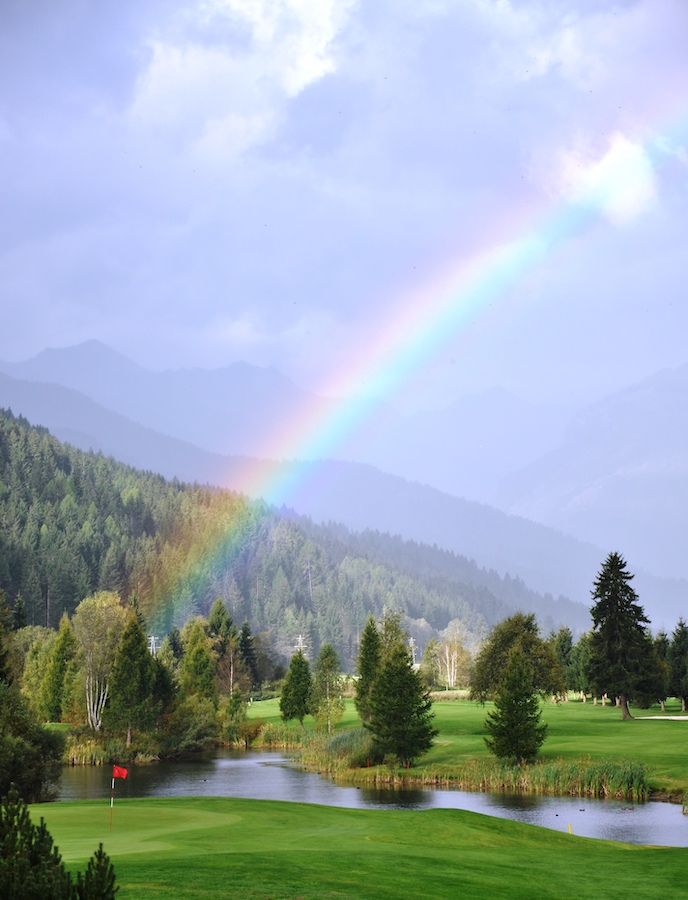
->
38, 797, 687, 900
252, 697, 688, 795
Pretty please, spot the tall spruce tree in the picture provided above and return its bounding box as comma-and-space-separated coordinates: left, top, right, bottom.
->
279, 649, 312, 729
588, 552, 657, 719
484, 652, 547, 765
354, 616, 381, 723
365, 642, 437, 767
105, 608, 155, 746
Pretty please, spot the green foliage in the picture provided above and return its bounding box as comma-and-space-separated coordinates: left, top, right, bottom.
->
279, 650, 312, 727
180, 618, 218, 705
105, 610, 156, 744
470, 612, 565, 703
0, 682, 64, 802
667, 618, 688, 708
74, 843, 118, 900
71, 593, 128, 732
311, 644, 345, 734
238, 622, 259, 691
0, 408, 559, 674
484, 653, 548, 765
40, 614, 77, 723
365, 643, 438, 766
588, 553, 659, 718
161, 695, 219, 757
0, 787, 117, 899
354, 616, 381, 723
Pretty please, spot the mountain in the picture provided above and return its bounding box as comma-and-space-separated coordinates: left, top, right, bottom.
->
0, 340, 336, 459
1, 369, 685, 629
496, 365, 688, 584
349, 387, 572, 502
0, 407, 589, 663
0, 341, 571, 502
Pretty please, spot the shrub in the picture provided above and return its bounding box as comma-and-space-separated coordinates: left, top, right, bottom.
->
0, 786, 118, 898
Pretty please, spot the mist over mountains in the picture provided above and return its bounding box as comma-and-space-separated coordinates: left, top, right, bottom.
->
1, 341, 686, 628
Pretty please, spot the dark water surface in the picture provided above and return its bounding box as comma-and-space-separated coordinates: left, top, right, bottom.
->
58, 750, 688, 846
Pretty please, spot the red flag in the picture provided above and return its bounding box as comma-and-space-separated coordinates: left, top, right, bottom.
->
113, 765, 128, 780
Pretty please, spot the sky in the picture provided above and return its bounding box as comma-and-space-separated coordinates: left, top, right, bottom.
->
1, 0, 687, 412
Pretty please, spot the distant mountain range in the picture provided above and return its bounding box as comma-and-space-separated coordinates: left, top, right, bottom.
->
1, 341, 687, 628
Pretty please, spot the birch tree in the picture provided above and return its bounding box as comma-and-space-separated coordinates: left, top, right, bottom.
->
72, 592, 128, 732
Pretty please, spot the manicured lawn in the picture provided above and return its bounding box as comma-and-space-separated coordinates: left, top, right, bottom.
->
37, 796, 688, 899
251, 696, 688, 795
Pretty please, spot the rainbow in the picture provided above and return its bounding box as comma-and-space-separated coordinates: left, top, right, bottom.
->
150, 115, 687, 626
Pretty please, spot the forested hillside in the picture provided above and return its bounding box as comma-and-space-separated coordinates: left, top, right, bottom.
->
0, 409, 584, 666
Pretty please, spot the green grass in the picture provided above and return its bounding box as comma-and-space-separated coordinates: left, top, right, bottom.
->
36, 796, 688, 899
249, 696, 688, 796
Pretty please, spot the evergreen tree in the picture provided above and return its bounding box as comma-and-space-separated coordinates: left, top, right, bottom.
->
208, 598, 235, 646
588, 552, 656, 719
484, 652, 547, 765
552, 626, 575, 692
653, 631, 671, 711
12, 594, 26, 630
311, 644, 345, 734
238, 622, 260, 692
279, 650, 312, 729
105, 610, 155, 746
365, 642, 437, 767
180, 619, 217, 706
0, 786, 118, 899
40, 614, 77, 723
668, 619, 688, 711
354, 616, 381, 723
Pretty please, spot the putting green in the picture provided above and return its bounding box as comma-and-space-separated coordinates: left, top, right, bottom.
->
36, 797, 688, 899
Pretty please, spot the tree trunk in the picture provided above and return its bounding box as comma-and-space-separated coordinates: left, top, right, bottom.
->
682, 697, 686, 713
660, 699, 666, 712
620, 695, 633, 720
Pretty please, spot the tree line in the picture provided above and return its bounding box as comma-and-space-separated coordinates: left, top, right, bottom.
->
0, 408, 577, 671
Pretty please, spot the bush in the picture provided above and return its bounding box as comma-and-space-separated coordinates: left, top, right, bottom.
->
0, 786, 118, 899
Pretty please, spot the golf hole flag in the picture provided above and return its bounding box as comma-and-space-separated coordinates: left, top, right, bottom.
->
109, 765, 129, 831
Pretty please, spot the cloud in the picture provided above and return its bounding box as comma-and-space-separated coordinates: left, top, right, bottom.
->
129, 0, 355, 161
557, 133, 657, 226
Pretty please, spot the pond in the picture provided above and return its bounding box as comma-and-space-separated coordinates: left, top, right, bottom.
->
57, 750, 688, 847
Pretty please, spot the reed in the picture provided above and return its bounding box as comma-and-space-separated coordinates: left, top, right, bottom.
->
63, 737, 107, 767
315, 755, 649, 800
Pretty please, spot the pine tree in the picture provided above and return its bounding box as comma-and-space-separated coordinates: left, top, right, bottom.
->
105, 610, 155, 746
484, 652, 547, 765
588, 552, 657, 719
311, 644, 345, 734
0, 786, 118, 899
279, 650, 312, 729
365, 642, 437, 767
354, 616, 381, 723
668, 618, 688, 711
238, 622, 260, 691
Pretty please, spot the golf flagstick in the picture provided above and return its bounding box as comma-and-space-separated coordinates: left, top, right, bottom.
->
110, 765, 129, 831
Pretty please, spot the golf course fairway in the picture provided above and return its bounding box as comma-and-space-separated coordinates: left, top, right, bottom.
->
37, 797, 687, 899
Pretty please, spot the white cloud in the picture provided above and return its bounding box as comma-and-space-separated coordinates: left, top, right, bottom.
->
557, 133, 657, 226
129, 0, 355, 160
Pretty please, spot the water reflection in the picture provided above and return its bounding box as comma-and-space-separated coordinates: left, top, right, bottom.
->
58, 751, 687, 847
